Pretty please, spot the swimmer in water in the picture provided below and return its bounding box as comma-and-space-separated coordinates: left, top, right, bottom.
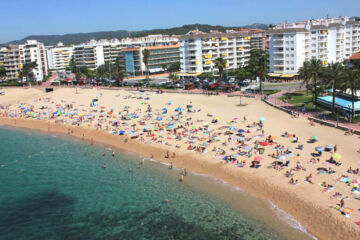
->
128, 168, 133, 172
179, 175, 184, 182
103, 164, 107, 168
112, 151, 115, 157
102, 152, 105, 156
169, 162, 173, 169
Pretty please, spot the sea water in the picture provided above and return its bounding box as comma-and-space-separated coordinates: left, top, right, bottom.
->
0, 127, 314, 240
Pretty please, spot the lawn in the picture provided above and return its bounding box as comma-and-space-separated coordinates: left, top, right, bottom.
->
279, 90, 324, 112
279, 90, 360, 123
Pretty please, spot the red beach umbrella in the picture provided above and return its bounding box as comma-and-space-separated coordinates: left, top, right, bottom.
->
259, 142, 268, 146
254, 156, 263, 161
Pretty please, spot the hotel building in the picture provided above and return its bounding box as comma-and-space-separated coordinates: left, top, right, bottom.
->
179, 31, 251, 75
0, 40, 48, 82
118, 43, 180, 76
72, 35, 179, 70
227, 28, 267, 50
46, 42, 74, 70
267, 16, 360, 77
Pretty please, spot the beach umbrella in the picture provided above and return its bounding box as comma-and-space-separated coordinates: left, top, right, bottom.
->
317, 167, 328, 172
162, 108, 167, 111
231, 154, 239, 158
168, 100, 172, 105
270, 136, 277, 140
119, 130, 126, 135
279, 156, 286, 161
315, 146, 325, 152
254, 156, 263, 161
332, 153, 342, 160
238, 129, 245, 133
310, 136, 318, 141
352, 179, 360, 184
229, 126, 236, 131
242, 146, 251, 150
259, 117, 266, 122
259, 141, 268, 146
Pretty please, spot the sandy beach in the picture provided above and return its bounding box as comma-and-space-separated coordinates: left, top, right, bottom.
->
1, 86, 360, 240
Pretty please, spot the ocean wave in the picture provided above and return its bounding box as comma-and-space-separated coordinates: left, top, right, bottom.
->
268, 201, 317, 240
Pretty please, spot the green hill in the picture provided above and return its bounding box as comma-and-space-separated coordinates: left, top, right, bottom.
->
4, 23, 268, 46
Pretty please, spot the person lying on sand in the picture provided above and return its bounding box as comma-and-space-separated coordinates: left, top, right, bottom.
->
305, 174, 313, 184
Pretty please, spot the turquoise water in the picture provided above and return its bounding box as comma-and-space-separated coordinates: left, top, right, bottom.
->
318, 96, 360, 111
0, 127, 310, 240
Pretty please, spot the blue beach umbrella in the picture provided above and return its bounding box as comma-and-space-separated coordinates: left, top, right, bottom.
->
238, 129, 245, 133
119, 130, 126, 135
315, 146, 325, 152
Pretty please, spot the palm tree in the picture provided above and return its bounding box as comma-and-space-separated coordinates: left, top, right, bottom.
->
298, 59, 324, 109
342, 67, 360, 119
324, 62, 344, 113
142, 49, 150, 81
214, 57, 227, 80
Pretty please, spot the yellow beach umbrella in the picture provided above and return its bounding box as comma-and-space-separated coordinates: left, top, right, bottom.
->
332, 153, 341, 160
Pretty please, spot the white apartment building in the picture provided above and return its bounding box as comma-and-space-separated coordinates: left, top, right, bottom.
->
267, 17, 360, 76
0, 40, 48, 81
73, 35, 179, 70
46, 42, 74, 70
179, 31, 251, 74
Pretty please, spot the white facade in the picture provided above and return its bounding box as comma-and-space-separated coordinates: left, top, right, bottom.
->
179, 32, 251, 74
268, 17, 360, 74
0, 40, 48, 81
73, 35, 179, 69
46, 42, 74, 70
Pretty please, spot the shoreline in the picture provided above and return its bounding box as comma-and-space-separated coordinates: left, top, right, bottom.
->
1, 117, 359, 240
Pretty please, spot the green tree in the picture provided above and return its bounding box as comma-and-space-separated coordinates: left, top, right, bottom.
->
228, 67, 252, 80
167, 62, 180, 72
246, 49, 267, 93
114, 71, 128, 86
161, 64, 168, 72
214, 57, 227, 80
142, 49, 150, 81
67, 56, 77, 73
323, 62, 344, 113
298, 59, 324, 109
0, 65, 6, 79
18, 61, 37, 83
341, 67, 360, 119
198, 72, 213, 80
169, 73, 179, 83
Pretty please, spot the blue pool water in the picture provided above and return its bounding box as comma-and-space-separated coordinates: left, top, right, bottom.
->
0, 127, 313, 240
318, 96, 360, 111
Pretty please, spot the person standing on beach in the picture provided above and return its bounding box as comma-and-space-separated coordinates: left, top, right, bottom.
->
340, 198, 344, 208
334, 144, 337, 153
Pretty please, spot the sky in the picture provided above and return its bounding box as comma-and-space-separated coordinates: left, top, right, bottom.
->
0, 0, 359, 43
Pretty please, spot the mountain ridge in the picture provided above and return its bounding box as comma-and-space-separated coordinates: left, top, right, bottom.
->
3, 23, 268, 46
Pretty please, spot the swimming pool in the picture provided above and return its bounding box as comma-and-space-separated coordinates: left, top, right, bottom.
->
317, 96, 360, 112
